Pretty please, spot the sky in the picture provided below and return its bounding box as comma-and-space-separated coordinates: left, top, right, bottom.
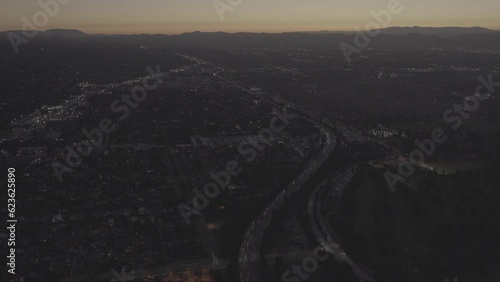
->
1, 0, 499, 34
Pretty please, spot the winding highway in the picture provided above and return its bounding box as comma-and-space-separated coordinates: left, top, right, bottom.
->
238, 121, 336, 282
308, 168, 376, 282
180, 55, 391, 281
307, 151, 405, 282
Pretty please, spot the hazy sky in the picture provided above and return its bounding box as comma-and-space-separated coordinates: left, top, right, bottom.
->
1, 0, 499, 34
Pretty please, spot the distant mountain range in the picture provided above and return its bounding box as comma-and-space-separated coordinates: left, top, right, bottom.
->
2, 29, 87, 38
305, 26, 497, 36
374, 26, 495, 36
1, 27, 498, 39
2, 27, 500, 50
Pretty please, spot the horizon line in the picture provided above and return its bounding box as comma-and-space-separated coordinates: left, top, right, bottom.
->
1, 25, 499, 36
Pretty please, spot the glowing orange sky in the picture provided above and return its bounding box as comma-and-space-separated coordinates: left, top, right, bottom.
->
1, 0, 499, 34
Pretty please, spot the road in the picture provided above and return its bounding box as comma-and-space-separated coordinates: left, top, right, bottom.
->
238, 121, 336, 282
179, 55, 399, 281
307, 150, 406, 282
308, 167, 376, 282
200, 59, 339, 282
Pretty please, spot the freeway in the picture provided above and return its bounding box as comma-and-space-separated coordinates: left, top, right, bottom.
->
307, 151, 405, 282
179, 55, 395, 281
238, 122, 336, 282
308, 168, 376, 282
193, 57, 339, 282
